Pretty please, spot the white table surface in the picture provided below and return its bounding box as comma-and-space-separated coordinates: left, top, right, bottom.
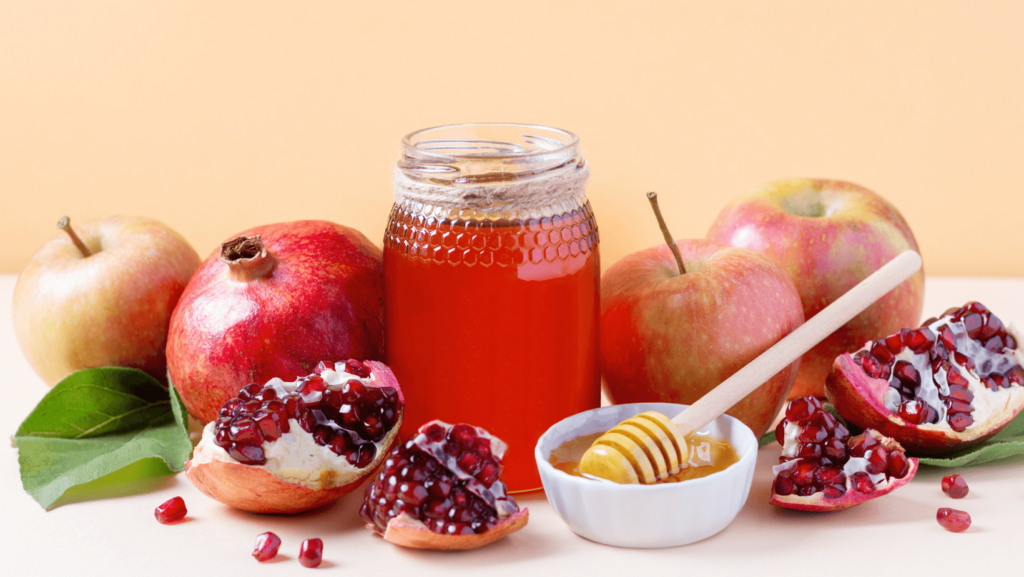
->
2, 275, 1022, 574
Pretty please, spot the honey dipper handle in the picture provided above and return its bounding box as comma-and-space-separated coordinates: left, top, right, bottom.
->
670, 250, 923, 434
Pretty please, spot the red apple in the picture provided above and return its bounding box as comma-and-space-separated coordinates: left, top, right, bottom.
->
167, 220, 384, 423
13, 216, 201, 386
600, 238, 805, 437
707, 178, 924, 399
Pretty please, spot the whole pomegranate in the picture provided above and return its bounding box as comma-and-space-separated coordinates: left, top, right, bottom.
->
826, 302, 1024, 454
167, 221, 384, 423
186, 359, 403, 513
771, 397, 917, 511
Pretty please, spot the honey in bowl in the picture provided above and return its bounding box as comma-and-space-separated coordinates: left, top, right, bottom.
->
548, 430, 740, 483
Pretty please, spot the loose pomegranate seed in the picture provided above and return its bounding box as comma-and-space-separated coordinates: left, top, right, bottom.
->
298, 538, 323, 568
154, 496, 187, 524
941, 474, 969, 498
252, 532, 281, 562
936, 508, 971, 532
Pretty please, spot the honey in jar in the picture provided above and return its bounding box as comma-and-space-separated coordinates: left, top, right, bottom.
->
384, 123, 601, 491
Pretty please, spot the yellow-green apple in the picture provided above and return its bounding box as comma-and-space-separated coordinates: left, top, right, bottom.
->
707, 178, 924, 399
13, 216, 200, 386
600, 238, 805, 437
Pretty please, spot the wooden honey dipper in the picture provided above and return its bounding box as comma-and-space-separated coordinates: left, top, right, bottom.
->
579, 249, 923, 484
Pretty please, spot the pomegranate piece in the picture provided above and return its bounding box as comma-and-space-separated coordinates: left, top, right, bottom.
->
826, 302, 1024, 455
936, 508, 971, 532
771, 397, 917, 511
298, 538, 323, 568
154, 496, 187, 524
186, 360, 405, 514
360, 420, 528, 550
252, 532, 281, 562
941, 474, 969, 499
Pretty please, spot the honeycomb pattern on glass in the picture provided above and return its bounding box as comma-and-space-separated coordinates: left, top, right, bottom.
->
384, 201, 600, 267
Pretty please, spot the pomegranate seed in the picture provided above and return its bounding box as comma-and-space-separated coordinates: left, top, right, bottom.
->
298, 538, 323, 568
775, 419, 788, 445
941, 474, 969, 498
823, 484, 846, 499
252, 532, 281, 562
953, 351, 976, 371
884, 333, 904, 353
786, 397, 822, 422
228, 442, 266, 465
811, 410, 838, 430
984, 336, 1005, 352
898, 399, 927, 425
814, 467, 846, 486
791, 462, 817, 486
1005, 334, 1017, 350
798, 422, 828, 443
773, 475, 795, 496
847, 432, 879, 458
154, 496, 187, 524
1008, 365, 1024, 386
904, 328, 936, 353
861, 354, 886, 379
887, 451, 909, 478
980, 314, 1004, 341
864, 446, 889, 475
945, 384, 974, 404
229, 418, 265, 445
822, 437, 847, 461
944, 399, 973, 415
297, 376, 326, 397
961, 313, 983, 339
850, 472, 875, 493
938, 326, 957, 351
947, 413, 973, 432
345, 359, 371, 378
893, 361, 920, 385
238, 383, 262, 400
870, 341, 895, 364
936, 508, 971, 532
967, 301, 989, 315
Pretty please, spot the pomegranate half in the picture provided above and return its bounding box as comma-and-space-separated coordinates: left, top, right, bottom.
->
167, 220, 384, 423
825, 302, 1024, 455
360, 420, 528, 550
186, 359, 403, 514
770, 397, 917, 511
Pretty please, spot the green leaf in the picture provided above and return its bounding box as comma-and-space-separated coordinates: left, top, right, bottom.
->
917, 410, 1024, 468
758, 430, 776, 448
14, 368, 193, 509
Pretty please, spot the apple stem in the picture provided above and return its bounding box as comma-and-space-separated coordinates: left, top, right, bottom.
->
646, 192, 686, 275
57, 216, 92, 257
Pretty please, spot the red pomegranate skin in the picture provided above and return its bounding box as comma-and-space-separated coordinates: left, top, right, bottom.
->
708, 178, 924, 399
167, 220, 384, 423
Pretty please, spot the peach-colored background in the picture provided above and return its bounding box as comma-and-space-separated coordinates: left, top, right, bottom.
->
2, 1, 1022, 275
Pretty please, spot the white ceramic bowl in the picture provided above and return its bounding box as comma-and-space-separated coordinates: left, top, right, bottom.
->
535, 402, 758, 548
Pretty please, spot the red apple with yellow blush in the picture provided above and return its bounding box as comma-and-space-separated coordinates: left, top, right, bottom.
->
600, 194, 805, 438
13, 216, 201, 386
707, 178, 924, 399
